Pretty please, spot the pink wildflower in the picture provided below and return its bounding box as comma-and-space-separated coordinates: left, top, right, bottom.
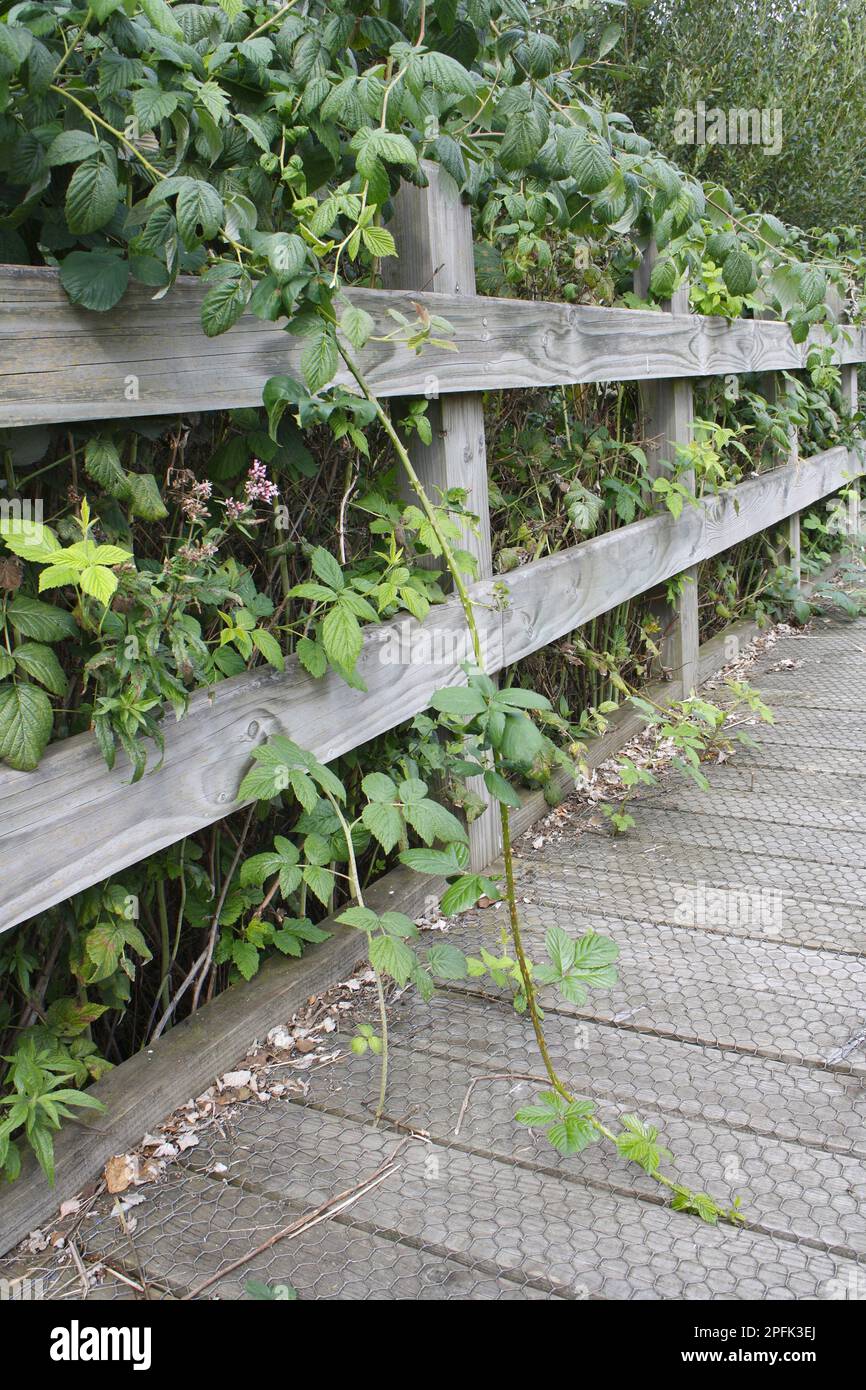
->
245, 459, 279, 505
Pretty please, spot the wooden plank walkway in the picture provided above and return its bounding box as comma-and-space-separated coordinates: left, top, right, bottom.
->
4, 612, 866, 1300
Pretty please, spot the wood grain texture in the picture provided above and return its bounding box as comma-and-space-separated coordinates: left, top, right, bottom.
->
3, 265, 866, 426
0, 445, 859, 933
636, 250, 699, 693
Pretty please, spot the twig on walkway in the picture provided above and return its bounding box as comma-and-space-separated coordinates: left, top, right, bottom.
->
67, 1240, 90, 1299
184, 1139, 409, 1300
454, 1072, 550, 1137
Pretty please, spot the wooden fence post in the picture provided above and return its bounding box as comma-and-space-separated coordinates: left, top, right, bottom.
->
761, 368, 801, 587
384, 164, 501, 870
841, 360, 861, 542
635, 250, 700, 694
784, 381, 801, 587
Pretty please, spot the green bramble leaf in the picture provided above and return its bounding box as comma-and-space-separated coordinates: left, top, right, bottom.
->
369, 933, 416, 986
59, 250, 129, 312
200, 270, 251, 336
615, 1114, 672, 1175
65, 159, 119, 234
322, 601, 362, 673
0, 681, 54, 770
7, 596, 76, 643
251, 628, 285, 671
13, 643, 66, 696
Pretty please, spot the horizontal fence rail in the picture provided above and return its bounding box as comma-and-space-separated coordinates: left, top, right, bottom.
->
0, 443, 860, 932
1, 264, 866, 427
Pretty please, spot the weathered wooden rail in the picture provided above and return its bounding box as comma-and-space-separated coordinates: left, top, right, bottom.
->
2, 269, 866, 427
0, 167, 863, 932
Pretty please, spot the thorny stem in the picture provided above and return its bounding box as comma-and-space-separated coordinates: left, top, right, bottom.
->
324, 790, 388, 1124
246, 0, 300, 42
338, 341, 739, 1222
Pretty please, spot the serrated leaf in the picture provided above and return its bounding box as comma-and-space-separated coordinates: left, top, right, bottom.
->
252, 627, 284, 670
544, 924, 576, 976
416, 50, 475, 98
721, 248, 754, 296
360, 225, 396, 258
337, 905, 380, 932
0, 681, 53, 770
126, 472, 168, 521
201, 271, 251, 336
322, 601, 362, 672
429, 685, 487, 717
361, 800, 403, 853
440, 873, 485, 915
59, 251, 129, 312
615, 1114, 672, 1174
232, 939, 260, 981
13, 642, 66, 696
362, 771, 397, 802
46, 130, 102, 166
558, 131, 615, 194
85, 922, 125, 980
649, 256, 678, 299
265, 232, 307, 283
369, 933, 416, 986
65, 158, 118, 234
426, 942, 468, 980
500, 108, 545, 171
302, 863, 334, 906
800, 266, 827, 310
547, 1108, 598, 1155
140, 0, 184, 39
340, 302, 375, 350
7, 596, 76, 642
398, 847, 456, 876
301, 328, 338, 393
84, 437, 128, 497
177, 179, 224, 248
133, 86, 180, 130
296, 636, 327, 678
310, 547, 344, 590
78, 565, 118, 605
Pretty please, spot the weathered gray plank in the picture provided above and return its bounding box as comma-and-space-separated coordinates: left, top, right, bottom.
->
0, 445, 859, 932
3, 265, 866, 426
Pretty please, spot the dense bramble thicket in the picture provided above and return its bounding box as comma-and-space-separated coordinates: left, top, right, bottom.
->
0, 1, 863, 1199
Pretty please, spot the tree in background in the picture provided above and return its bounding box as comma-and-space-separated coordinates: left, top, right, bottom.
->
592, 0, 866, 233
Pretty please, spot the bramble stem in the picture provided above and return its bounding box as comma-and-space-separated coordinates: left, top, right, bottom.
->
325, 790, 388, 1123
338, 342, 740, 1222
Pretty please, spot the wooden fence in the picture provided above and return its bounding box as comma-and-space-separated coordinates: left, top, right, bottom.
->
0, 166, 863, 932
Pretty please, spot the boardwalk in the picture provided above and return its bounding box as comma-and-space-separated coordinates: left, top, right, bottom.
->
5, 611, 866, 1300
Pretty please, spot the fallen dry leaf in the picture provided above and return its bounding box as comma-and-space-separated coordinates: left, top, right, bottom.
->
104, 1152, 162, 1193
104, 1154, 136, 1195
221, 1069, 252, 1089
